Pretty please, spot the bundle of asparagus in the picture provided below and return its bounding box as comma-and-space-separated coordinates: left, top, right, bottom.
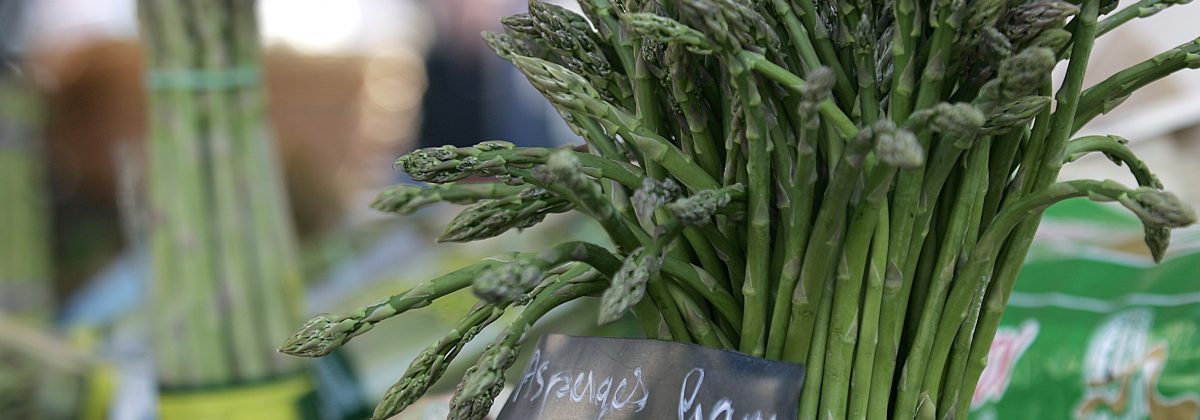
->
0, 72, 51, 322
281, 0, 1198, 418
139, 0, 305, 388
1, 23, 56, 415
0, 0, 51, 323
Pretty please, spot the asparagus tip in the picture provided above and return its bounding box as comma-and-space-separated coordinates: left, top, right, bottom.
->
372, 351, 436, 420
984, 96, 1051, 134
370, 184, 423, 214
473, 260, 544, 303
599, 248, 661, 325
926, 102, 986, 139
667, 184, 743, 226
1122, 188, 1196, 229
1145, 225, 1171, 263
633, 178, 681, 223
449, 342, 517, 419
874, 123, 925, 169
278, 314, 355, 358
998, 47, 1056, 99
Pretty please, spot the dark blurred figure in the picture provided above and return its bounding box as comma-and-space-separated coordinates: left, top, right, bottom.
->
416, 0, 558, 150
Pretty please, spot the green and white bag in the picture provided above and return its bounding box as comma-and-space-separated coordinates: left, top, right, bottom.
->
970, 199, 1200, 419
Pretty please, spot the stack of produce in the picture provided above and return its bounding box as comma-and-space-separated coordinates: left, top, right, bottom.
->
139, 0, 305, 391
0, 0, 51, 323
280, 0, 1198, 419
0, 77, 55, 419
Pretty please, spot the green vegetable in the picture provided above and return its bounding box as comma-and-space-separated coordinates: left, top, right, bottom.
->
0, 72, 51, 323
141, 0, 303, 386
279, 1, 1198, 418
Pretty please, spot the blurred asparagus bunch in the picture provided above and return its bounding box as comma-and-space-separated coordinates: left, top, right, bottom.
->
0, 68, 51, 322
139, 0, 304, 388
282, 0, 1198, 418
0, 0, 51, 323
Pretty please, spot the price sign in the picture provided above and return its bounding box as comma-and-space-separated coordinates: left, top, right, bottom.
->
498, 334, 806, 419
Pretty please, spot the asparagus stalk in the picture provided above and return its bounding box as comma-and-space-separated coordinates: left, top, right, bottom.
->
448, 279, 608, 419
372, 303, 507, 419
438, 188, 573, 243
732, 52, 773, 357
1097, 0, 1193, 36
764, 68, 832, 359
783, 122, 899, 362
919, 142, 992, 404
372, 264, 599, 419
847, 205, 889, 420
819, 203, 877, 419
821, 122, 922, 418
370, 183, 528, 215
279, 259, 497, 357
1072, 35, 1200, 132
798, 273, 836, 420
1064, 135, 1163, 189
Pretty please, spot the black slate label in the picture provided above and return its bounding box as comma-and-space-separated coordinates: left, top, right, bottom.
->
497, 334, 805, 420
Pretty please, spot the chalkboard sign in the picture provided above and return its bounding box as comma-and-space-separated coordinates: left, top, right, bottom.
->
497, 335, 806, 420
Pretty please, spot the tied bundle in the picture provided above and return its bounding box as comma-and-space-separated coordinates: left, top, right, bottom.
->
0, 74, 51, 322
140, 0, 304, 387
280, 0, 1199, 419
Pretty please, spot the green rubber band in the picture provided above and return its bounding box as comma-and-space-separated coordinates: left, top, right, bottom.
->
145, 66, 261, 90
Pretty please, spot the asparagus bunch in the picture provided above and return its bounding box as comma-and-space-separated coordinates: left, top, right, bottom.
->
0, 70, 51, 322
139, 0, 304, 387
282, 0, 1198, 418
0, 0, 51, 323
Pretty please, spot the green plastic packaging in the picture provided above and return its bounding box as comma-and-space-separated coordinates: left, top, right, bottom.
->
970, 199, 1200, 419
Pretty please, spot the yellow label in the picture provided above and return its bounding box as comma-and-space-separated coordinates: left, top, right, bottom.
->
81, 364, 117, 420
158, 375, 312, 420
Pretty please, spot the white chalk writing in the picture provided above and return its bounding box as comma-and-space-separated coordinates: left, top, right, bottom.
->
677, 368, 778, 420
511, 349, 650, 419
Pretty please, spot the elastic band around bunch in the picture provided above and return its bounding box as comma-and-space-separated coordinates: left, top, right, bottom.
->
145, 66, 261, 91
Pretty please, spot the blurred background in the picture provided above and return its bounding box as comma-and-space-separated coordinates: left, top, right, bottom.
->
0, 0, 1198, 419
